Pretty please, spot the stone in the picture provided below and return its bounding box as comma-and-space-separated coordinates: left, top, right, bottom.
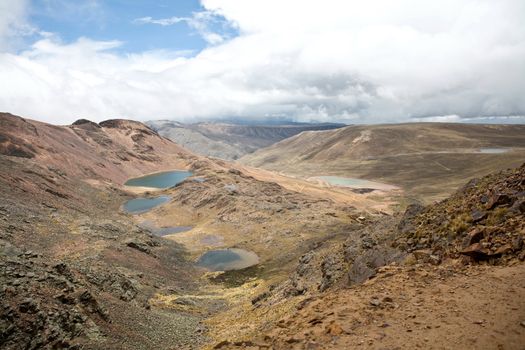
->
471, 210, 487, 223
251, 291, 270, 305
370, 298, 381, 307
213, 340, 231, 349
126, 241, 151, 255
510, 198, 525, 213
413, 249, 432, 262
397, 203, 425, 233
55, 293, 76, 305
486, 193, 512, 210
463, 228, 484, 247
460, 243, 490, 260
494, 244, 513, 255
326, 322, 344, 336
19, 298, 38, 313
512, 236, 523, 251
319, 255, 342, 292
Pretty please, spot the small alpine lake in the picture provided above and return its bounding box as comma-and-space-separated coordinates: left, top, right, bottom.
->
196, 248, 259, 271
478, 148, 509, 154
139, 221, 193, 236
124, 170, 192, 189
123, 196, 171, 214
316, 176, 398, 190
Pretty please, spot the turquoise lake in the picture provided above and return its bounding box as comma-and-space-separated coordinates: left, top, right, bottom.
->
478, 148, 509, 154
317, 176, 385, 188
196, 248, 259, 271
123, 196, 171, 214
124, 170, 192, 189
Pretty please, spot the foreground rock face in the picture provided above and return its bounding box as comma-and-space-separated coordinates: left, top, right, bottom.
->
399, 163, 525, 263
211, 164, 525, 349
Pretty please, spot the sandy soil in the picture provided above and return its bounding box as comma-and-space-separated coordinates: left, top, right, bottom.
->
220, 262, 525, 350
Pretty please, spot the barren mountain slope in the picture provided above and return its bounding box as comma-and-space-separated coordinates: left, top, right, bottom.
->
147, 120, 345, 160
213, 164, 525, 350
0, 113, 373, 349
0, 113, 194, 184
0, 113, 211, 349
3, 113, 523, 350
240, 123, 525, 201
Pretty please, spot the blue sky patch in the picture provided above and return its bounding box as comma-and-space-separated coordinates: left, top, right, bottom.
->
28, 0, 236, 54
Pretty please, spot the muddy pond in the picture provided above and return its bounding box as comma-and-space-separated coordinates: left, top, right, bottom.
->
316, 176, 397, 191
123, 196, 171, 214
196, 248, 259, 271
139, 220, 193, 236
477, 148, 509, 154
124, 170, 192, 189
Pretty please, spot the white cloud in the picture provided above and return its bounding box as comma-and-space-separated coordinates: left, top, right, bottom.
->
0, 0, 34, 50
133, 10, 229, 45
133, 16, 187, 26
1, 0, 525, 124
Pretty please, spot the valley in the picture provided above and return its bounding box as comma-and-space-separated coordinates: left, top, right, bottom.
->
1, 113, 524, 350
147, 120, 345, 160
240, 123, 525, 202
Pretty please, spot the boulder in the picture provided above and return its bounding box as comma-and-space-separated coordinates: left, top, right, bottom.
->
462, 228, 484, 247
471, 210, 487, 223
460, 243, 490, 260
486, 193, 512, 210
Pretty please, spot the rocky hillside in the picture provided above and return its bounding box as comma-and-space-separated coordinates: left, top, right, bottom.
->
213, 163, 525, 349
0, 113, 362, 349
0, 113, 212, 349
398, 163, 525, 263
147, 120, 345, 160
2, 113, 524, 350
240, 123, 525, 201
0, 113, 195, 184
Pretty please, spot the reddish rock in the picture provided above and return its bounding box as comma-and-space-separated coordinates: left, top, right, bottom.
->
486, 193, 512, 210
326, 322, 344, 336
463, 228, 485, 247
460, 243, 490, 259
494, 244, 513, 255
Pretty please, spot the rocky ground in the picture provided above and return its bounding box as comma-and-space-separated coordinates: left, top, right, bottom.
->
1, 112, 524, 350
0, 154, 208, 349
398, 164, 525, 263
0, 113, 371, 349
0, 113, 216, 349
210, 164, 525, 349
216, 262, 525, 350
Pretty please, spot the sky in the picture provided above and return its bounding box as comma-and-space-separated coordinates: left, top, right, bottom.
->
0, 0, 525, 125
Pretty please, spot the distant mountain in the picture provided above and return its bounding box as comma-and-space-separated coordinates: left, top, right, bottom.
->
0, 113, 195, 184
240, 122, 525, 201
146, 120, 346, 160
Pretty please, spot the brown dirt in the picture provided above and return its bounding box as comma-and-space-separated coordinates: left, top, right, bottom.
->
216, 262, 525, 350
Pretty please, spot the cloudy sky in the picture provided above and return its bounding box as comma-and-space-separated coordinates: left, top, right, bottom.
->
1, 0, 524, 125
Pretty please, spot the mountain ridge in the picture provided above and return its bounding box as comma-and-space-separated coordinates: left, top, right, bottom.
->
146, 119, 346, 160
240, 122, 525, 201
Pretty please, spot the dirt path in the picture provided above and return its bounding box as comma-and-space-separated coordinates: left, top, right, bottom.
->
219, 262, 525, 349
